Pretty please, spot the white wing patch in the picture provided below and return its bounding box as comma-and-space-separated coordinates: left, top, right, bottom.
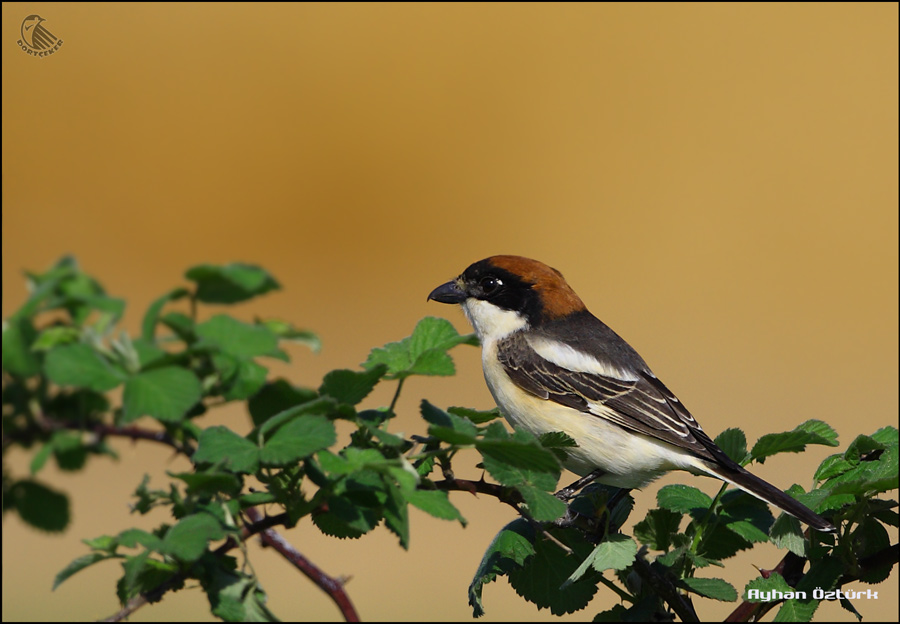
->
527, 336, 639, 381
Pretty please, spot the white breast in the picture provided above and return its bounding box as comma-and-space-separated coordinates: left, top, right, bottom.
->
479, 337, 704, 489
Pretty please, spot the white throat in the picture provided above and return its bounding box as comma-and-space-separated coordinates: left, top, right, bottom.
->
461, 299, 528, 343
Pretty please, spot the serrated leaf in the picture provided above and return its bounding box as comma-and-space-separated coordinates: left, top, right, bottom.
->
716, 428, 749, 464
171, 470, 242, 496
44, 343, 125, 392
657, 484, 713, 514
508, 531, 599, 615
312, 494, 379, 539
566, 534, 637, 586
162, 513, 227, 562
448, 406, 502, 424
2, 317, 41, 376
421, 400, 478, 444
815, 454, 855, 481
770, 513, 807, 556
221, 358, 268, 401
744, 571, 795, 600
259, 414, 336, 466
680, 576, 737, 601
117, 528, 164, 550
257, 319, 321, 352
751, 420, 839, 463
405, 489, 466, 525
194, 426, 260, 473
468, 519, 536, 617
319, 365, 386, 405
122, 366, 202, 423
633, 508, 682, 551
186, 263, 280, 304
247, 379, 318, 427
517, 484, 567, 522
363, 317, 478, 379
53, 552, 119, 590
203, 567, 279, 622
141, 288, 189, 341
196, 315, 279, 359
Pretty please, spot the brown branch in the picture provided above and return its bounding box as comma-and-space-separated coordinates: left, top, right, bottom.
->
4, 417, 195, 456
246, 507, 360, 622
433, 476, 524, 509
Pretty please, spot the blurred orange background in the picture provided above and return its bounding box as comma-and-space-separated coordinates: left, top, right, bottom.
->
3, 3, 897, 622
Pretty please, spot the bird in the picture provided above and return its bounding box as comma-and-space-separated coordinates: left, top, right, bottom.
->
427, 255, 836, 533
21, 15, 57, 51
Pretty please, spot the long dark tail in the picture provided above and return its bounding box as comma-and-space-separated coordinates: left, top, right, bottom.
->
701, 461, 837, 533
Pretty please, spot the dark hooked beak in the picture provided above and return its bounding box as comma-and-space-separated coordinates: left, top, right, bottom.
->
427, 279, 467, 304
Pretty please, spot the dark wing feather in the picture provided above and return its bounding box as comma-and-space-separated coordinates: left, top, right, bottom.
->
497, 333, 731, 465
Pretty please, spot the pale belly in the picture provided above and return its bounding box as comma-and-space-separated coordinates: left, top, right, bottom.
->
481, 342, 703, 489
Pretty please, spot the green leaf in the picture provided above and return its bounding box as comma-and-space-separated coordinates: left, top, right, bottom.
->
194, 426, 260, 473
448, 406, 502, 424
160, 312, 195, 340
31, 326, 80, 352
657, 484, 713, 515
633, 508, 682, 551
9, 479, 70, 532
751, 420, 839, 463
363, 316, 478, 379
196, 315, 280, 359
319, 365, 387, 405
421, 400, 479, 444
170, 470, 242, 497
716, 428, 749, 465
404, 489, 466, 525
517, 485, 567, 522
222, 358, 268, 401
719, 492, 773, 543
30, 443, 54, 476
186, 263, 280, 304
744, 571, 795, 600
122, 366, 202, 423
247, 379, 318, 427
507, 530, 599, 616
679, 576, 737, 601
52, 430, 88, 471
260, 415, 336, 466
162, 513, 227, 562
312, 494, 379, 539
566, 534, 637, 586
468, 519, 536, 617
202, 565, 279, 622
382, 482, 410, 549
476, 425, 561, 484
774, 557, 844, 622
44, 343, 125, 392
257, 319, 321, 352
117, 528, 164, 550
141, 288, 189, 341
53, 552, 119, 590
2, 317, 41, 376
815, 454, 855, 481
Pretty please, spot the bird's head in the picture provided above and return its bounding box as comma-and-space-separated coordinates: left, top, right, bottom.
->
427, 255, 586, 340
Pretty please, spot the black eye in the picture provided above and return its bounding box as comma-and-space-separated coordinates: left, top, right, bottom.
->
479, 276, 503, 296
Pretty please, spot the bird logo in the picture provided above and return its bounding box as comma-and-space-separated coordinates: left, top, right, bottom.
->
18, 15, 63, 57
